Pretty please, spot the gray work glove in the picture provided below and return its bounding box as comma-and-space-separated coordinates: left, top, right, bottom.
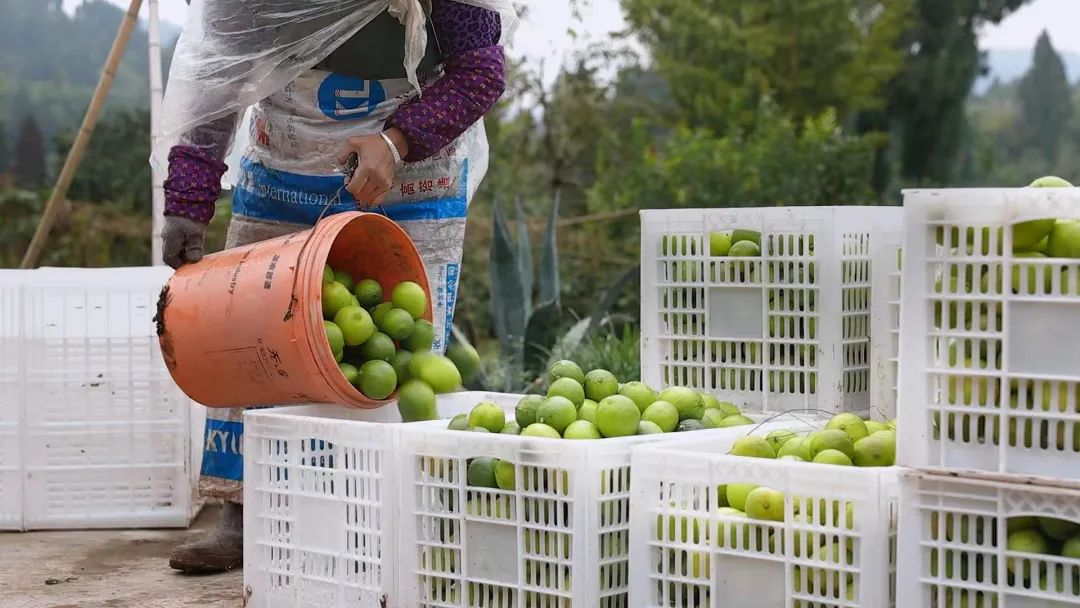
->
162, 215, 207, 269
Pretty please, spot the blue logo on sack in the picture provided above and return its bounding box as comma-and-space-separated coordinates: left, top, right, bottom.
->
317, 74, 386, 121
201, 418, 244, 482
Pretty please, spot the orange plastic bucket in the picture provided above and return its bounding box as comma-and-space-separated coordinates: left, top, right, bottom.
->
156, 211, 431, 408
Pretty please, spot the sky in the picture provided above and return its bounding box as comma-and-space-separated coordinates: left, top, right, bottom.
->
68, 0, 1080, 70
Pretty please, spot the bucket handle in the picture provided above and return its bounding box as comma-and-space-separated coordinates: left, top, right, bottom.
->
282, 154, 388, 321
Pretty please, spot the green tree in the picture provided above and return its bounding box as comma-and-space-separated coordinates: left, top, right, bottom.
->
12, 113, 46, 188
56, 108, 152, 210
621, 0, 911, 133
885, 0, 1030, 186
1017, 31, 1073, 163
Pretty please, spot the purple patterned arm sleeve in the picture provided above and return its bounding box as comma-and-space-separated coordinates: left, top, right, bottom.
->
387, 0, 506, 163
164, 146, 228, 224
165, 112, 238, 223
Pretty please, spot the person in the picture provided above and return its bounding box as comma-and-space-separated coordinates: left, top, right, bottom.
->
159, 0, 514, 573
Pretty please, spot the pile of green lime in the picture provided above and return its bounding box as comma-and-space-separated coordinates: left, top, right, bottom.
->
320, 265, 465, 418
933, 176, 1077, 321
704, 413, 897, 526
654, 412, 897, 603
931, 176, 1080, 445
928, 512, 1080, 594
447, 361, 756, 442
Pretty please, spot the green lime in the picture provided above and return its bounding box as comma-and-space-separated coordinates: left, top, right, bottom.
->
700, 392, 722, 412
700, 409, 727, 429
354, 279, 383, 309
658, 386, 704, 420
447, 340, 481, 381
371, 302, 394, 327
378, 308, 415, 341
447, 414, 470, 431
805, 429, 856, 461
468, 401, 506, 433
548, 377, 586, 407
777, 437, 806, 458
813, 448, 853, 466
322, 265, 335, 284
584, 369, 619, 402
391, 350, 413, 383
333, 270, 355, 292
578, 399, 599, 424
595, 395, 641, 438
359, 332, 396, 362
637, 421, 664, 435
710, 231, 732, 256
338, 362, 360, 387
494, 460, 516, 490
322, 281, 353, 319
521, 423, 561, 439
717, 414, 755, 428
619, 381, 658, 412
469, 427, 490, 433
515, 394, 544, 427
324, 321, 345, 357
333, 305, 376, 347
397, 379, 437, 422
717, 401, 741, 417
417, 354, 463, 393
549, 360, 585, 385
392, 281, 428, 320
500, 421, 521, 435
676, 419, 705, 432
563, 420, 602, 440
730, 229, 761, 247
359, 359, 397, 400
467, 458, 499, 488
537, 396, 578, 434
405, 319, 435, 351
729, 241, 761, 257
641, 400, 679, 433
765, 429, 799, 453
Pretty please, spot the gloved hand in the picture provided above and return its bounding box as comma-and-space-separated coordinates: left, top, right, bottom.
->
162, 215, 207, 269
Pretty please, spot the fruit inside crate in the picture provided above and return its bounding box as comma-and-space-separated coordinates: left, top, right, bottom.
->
642, 207, 902, 417
630, 412, 899, 608
899, 184, 1080, 478
898, 471, 1080, 608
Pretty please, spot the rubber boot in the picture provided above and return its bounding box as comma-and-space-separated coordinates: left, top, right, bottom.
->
169, 501, 243, 573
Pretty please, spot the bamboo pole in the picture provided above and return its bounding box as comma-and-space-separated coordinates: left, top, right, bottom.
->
20, 0, 145, 269
148, 0, 166, 266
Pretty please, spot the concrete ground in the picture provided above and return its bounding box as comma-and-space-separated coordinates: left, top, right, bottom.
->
0, 505, 243, 608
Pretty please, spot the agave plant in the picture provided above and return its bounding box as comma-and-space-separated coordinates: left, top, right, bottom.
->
474, 193, 639, 392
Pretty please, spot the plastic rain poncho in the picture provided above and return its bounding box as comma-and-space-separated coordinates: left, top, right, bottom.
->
152, 0, 518, 172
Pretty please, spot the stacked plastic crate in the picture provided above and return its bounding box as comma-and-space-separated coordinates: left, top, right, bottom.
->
639, 206, 903, 418
0, 267, 204, 530
625, 206, 905, 607
896, 187, 1080, 607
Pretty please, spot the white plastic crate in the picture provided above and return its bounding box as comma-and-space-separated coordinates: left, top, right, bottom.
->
898, 188, 1080, 481
242, 392, 517, 608
897, 470, 1080, 607
0, 270, 24, 529
870, 228, 904, 419
4, 267, 204, 530
640, 206, 903, 416
629, 424, 900, 608
396, 405, 806, 608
